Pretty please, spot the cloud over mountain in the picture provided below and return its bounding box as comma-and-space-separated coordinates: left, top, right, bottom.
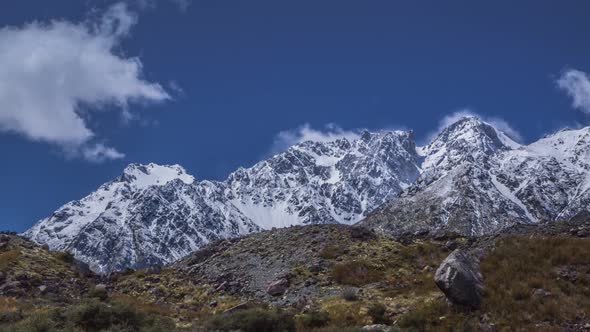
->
270, 123, 362, 154
558, 68, 590, 115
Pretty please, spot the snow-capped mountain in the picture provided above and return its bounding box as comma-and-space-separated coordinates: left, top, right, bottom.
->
24, 163, 260, 273
360, 117, 590, 235
24, 131, 421, 272
24, 116, 590, 272
226, 130, 420, 227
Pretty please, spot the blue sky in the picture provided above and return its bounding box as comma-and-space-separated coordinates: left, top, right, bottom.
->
1, 0, 590, 232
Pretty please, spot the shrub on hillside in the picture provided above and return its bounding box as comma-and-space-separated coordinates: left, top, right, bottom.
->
55, 251, 75, 264
341, 287, 359, 301
367, 302, 390, 325
319, 245, 347, 259
3, 311, 54, 332
205, 307, 296, 332
88, 285, 108, 301
298, 310, 330, 329
331, 261, 383, 286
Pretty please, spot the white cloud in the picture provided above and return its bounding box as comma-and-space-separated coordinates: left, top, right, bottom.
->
170, 0, 191, 12
0, 2, 169, 162
80, 143, 126, 162
557, 68, 590, 114
424, 109, 523, 144
271, 123, 362, 154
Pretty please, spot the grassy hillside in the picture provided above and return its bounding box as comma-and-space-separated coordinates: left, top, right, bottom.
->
1, 220, 589, 331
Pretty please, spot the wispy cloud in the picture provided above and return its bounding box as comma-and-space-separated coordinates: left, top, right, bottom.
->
424, 109, 523, 144
270, 124, 363, 154
80, 143, 126, 162
557, 68, 590, 114
170, 0, 191, 12
0, 2, 169, 162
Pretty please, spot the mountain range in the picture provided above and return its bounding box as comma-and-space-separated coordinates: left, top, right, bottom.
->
23, 116, 590, 272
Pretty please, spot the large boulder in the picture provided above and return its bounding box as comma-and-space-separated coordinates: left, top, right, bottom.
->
434, 249, 483, 309
266, 278, 289, 296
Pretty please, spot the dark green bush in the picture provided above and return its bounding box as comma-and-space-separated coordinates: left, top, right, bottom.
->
298, 310, 330, 329
55, 251, 74, 264
367, 302, 390, 325
4, 311, 54, 332
319, 245, 347, 259
67, 300, 145, 331
88, 285, 109, 301
0, 300, 175, 332
331, 261, 383, 286
205, 307, 296, 332
0, 310, 23, 324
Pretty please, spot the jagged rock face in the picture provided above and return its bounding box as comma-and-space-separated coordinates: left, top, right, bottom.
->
361, 117, 590, 236
24, 132, 421, 273
495, 128, 590, 221
226, 130, 421, 227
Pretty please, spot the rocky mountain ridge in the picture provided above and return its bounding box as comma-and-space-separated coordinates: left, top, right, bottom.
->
361, 117, 590, 235
24, 116, 590, 272
24, 130, 421, 272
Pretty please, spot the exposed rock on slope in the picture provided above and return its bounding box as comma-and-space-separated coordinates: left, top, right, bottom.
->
0, 232, 95, 300
434, 249, 483, 309
113, 223, 451, 317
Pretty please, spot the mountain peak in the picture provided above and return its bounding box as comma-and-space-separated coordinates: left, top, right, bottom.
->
121, 163, 194, 189
418, 116, 518, 173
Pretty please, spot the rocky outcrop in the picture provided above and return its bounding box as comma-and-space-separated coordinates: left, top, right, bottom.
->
0, 234, 95, 300
266, 278, 289, 296
434, 249, 483, 309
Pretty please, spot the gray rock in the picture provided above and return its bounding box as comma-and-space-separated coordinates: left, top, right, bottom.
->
531, 288, 551, 300
38, 285, 47, 293
266, 278, 289, 296
0, 281, 23, 297
479, 321, 497, 332
434, 249, 482, 309
445, 240, 458, 251
95, 283, 107, 291
361, 325, 392, 332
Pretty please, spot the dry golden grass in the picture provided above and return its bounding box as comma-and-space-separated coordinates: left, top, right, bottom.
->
479, 235, 590, 329
0, 250, 20, 270
387, 234, 590, 331
0, 297, 20, 313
